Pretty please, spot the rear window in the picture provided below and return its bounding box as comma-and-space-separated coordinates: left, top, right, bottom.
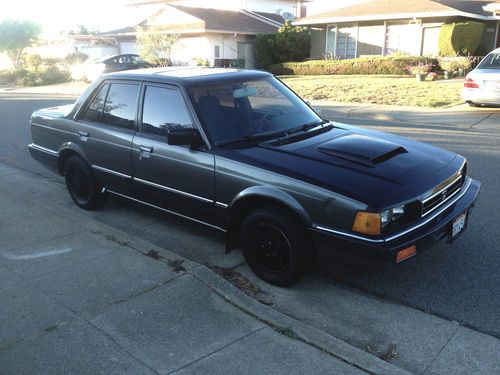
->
102, 83, 140, 129
477, 53, 500, 69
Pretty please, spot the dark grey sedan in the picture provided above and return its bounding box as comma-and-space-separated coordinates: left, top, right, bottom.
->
28, 68, 480, 286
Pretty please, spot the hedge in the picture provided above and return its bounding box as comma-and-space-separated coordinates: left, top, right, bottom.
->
268, 56, 437, 76
438, 21, 485, 56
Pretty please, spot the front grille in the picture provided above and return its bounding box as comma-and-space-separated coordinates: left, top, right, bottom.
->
421, 175, 463, 217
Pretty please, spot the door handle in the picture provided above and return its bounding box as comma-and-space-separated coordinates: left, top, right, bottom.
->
139, 145, 153, 159
78, 131, 89, 141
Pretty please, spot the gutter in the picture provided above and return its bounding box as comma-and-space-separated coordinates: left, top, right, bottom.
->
293, 10, 500, 26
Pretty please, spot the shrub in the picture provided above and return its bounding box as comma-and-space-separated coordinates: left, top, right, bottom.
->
256, 21, 310, 69
23, 53, 43, 70
438, 22, 485, 56
268, 56, 437, 76
64, 51, 88, 65
407, 62, 432, 75
438, 57, 460, 72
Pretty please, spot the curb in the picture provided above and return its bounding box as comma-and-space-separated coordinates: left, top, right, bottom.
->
190, 265, 411, 375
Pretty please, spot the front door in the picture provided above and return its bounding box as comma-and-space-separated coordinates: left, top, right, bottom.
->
131, 84, 217, 225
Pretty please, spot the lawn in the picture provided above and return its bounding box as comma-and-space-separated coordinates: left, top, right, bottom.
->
279, 75, 464, 108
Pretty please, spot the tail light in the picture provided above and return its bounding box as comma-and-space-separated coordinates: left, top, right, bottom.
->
464, 76, 479, 89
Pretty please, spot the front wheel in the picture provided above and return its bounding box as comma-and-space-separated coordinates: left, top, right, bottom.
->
240, 205, 311, 287
64, 156, 107, 210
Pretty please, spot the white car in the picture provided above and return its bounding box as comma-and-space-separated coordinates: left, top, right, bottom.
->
462, 48, 500, 106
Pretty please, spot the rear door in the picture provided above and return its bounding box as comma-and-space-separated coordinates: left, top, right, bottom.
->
131, 83, 218, 225
76, 80, 140, 191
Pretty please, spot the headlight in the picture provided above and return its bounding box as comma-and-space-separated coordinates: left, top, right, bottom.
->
352, 204, 406, 235
380, 205, 405, 228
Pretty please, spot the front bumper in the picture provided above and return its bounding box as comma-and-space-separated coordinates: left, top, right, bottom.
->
310, 178, 481, 267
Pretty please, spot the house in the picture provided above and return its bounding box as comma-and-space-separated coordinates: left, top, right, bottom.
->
98, 0, 309, 68
294, 0, 500, 59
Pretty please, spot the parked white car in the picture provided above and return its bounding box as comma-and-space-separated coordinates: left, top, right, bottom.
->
462, 48, 500, 107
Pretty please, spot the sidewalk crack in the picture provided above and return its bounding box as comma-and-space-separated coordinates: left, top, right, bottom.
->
420, 323, 460, 375
166, 327, 266, 374
84, 318, 161, 375
467, 113, 493, 129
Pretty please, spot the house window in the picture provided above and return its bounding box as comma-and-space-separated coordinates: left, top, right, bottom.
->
336, 24, 358, 59
214, 45, 220, 58
325, 24, 358, 59
385, 21, 421, 56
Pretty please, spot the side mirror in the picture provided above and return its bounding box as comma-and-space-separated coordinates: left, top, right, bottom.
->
167, 128, 203, 148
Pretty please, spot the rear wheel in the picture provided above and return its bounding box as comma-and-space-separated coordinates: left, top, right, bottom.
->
64, 156, 107, 210
240, 205, 311, 287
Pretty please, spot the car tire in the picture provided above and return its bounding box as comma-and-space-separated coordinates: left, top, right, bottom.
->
64, 156, 107, 210
240, 205, 311, 287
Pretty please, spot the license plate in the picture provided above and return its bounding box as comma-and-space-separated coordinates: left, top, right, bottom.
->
449, 211, 468, 242
486, 81, 500, 91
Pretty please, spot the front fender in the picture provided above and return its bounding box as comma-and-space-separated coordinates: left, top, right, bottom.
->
225, 186, 312, 253
229, 185, 312, 225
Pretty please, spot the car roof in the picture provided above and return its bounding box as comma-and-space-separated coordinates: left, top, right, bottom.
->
103, 67, 272, 85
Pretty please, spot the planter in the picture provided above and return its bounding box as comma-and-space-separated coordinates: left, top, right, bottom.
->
444, 71, 453, 79
415, 73, 426, 82
458, 68, 466, 77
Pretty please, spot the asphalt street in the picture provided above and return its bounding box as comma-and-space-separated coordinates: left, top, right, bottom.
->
1, 92, 499, 342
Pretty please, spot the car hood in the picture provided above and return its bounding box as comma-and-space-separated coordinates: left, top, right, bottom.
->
217, 124, 459, 206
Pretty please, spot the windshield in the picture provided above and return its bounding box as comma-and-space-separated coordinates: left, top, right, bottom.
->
188, 77, 322, 145
477, 52, 500, 69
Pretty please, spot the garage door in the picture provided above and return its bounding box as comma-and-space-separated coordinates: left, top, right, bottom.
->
119, 41, 138, 54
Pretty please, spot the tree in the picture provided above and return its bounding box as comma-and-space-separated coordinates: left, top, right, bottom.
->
256, 20, 310, 69
135, 23, 180, 67
68, 25, 100, 35
0, 19, 41, 68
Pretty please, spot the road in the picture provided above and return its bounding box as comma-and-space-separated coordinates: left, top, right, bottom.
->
1, 92, 499, 340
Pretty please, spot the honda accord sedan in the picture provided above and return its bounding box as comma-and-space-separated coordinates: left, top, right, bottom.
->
462, 48, 500, 106
28, 67, 480, 286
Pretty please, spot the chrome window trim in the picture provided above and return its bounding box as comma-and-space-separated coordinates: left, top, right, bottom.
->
313, 177, 472, 244
92, 165, 132, 179
28, 143, 59, 156
133, 177, 213, 203
215, 202, 229, 209
107, 190, 225, 232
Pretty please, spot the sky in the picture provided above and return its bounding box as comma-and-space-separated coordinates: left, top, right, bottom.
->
0, 0, 368, 37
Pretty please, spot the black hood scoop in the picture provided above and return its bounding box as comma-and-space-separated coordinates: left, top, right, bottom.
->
317, 133, 407, 167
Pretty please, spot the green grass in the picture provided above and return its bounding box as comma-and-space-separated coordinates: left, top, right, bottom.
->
280, 75, 464, 108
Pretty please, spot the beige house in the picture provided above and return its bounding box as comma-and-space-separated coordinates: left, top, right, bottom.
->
294, 0, 500, 59
98, 0, 311, 68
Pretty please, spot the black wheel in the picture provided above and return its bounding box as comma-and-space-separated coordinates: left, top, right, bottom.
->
64, 156, 107, 210
240, 205, 311, 287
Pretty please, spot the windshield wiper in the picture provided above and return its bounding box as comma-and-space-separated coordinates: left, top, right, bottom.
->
286, 119, 329, 136
216, 133, 282, 147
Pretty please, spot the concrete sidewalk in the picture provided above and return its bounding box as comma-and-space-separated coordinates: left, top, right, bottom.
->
0, 163, 400, 374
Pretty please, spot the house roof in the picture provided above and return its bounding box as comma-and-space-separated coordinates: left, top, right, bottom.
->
294, 0, 499, 25
102, 5, 283, 36
167, 5, 283, 33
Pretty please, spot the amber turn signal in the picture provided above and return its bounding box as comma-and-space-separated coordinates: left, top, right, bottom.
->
396, 245, 417, 263
352, 212, 381, 235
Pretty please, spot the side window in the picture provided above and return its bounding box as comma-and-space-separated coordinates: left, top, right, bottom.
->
82, 83, 109, 122
142, 86, 193, 137
102, 83, 140, 129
